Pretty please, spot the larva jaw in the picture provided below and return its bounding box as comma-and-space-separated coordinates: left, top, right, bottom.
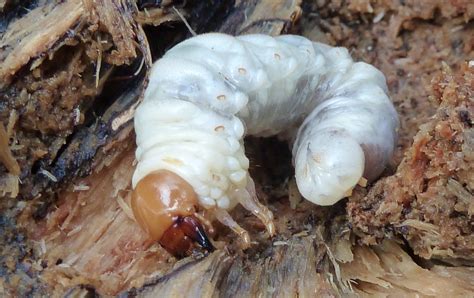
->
131, 170, 214, 257
159, 216, 215, 258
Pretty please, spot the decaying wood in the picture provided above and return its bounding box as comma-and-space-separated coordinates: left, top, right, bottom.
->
0, 1, 84, 85
0, 123, 19, 175
0, 0, 152, 202
122, 234, 474, 297
126, 236, 335, 297
348, 64, 474, 263
0, 0, 250, 207
218, 0, 301, 35
2, 0, 474, 296
0, 0, 235, 204
0, 0, 143, 83
136, 10, 180, 27
25, 146, 175, 295
339, 241, 474, 296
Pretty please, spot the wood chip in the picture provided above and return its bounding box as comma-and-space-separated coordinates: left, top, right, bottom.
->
357, 177, 368, 187
0, 123, 20, 176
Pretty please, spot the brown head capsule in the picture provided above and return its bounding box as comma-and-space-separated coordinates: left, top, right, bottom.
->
131, 170, 214, 257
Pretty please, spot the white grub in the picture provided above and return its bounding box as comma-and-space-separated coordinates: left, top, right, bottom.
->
214, 208, 251, 248
38, 168, 58, 182
133, 33, 398, 218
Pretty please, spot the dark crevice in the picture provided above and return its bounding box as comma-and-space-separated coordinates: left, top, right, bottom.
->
189, 0, 235, 34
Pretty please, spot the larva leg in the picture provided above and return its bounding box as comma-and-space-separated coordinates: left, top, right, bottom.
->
234, 177, 275, 236
213, 208, 251, 249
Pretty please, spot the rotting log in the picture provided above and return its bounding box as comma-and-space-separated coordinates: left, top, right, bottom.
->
0, 0, 151, 201
125, 236, 335, 297
123, 238, 474, 297
1, 0, 474, 296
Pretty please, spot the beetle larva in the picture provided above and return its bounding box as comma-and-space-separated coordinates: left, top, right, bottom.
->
131, 33, 399, 256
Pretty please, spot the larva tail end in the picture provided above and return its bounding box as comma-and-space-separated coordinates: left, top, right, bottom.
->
294, 132, 365, 206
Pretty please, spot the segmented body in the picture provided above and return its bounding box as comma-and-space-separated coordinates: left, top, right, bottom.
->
133, 33, 398, 215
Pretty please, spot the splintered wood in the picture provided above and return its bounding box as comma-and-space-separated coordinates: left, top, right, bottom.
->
0, 0, 84, 85
24, 148, 174, 294
127, 237, 334, 297
0, 123, 19, 176
339, 241, 474, 296
0, 123, 19, 198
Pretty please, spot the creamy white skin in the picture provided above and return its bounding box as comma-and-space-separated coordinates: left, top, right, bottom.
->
133, 33, 399, 209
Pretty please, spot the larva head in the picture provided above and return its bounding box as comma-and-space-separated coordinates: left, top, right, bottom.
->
131, 170, 214, 257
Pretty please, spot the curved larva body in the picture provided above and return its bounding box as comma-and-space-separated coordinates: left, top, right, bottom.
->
133, 33, 398, 212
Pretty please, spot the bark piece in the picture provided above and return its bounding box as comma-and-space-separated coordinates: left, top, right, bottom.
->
0, 0, 84, 85
0, 0, 151, 200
